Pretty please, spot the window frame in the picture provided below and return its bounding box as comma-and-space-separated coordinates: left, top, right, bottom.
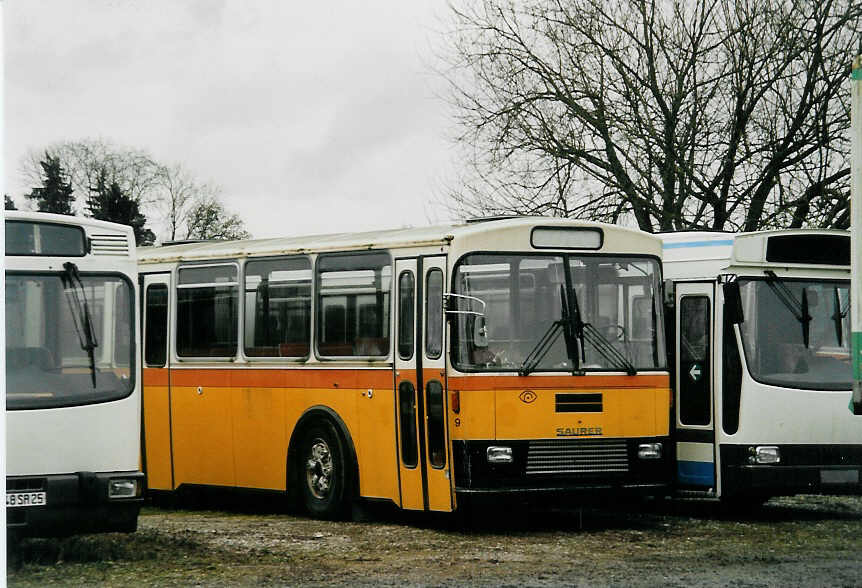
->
449, 251, 666, 374
5, 220, 88, 257
241, 255, 313, 361
677, 294, 712, 427
5, 270, 137, 411
397, 269, 415, 361
174, 261, 240, 361
144, 282, 169, 368
424, 267, 444, 360
314, 250, 393, 360
735, 276, 852, 392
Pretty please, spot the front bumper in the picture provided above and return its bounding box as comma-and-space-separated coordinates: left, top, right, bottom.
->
720, 444, 862, 497
453, 437, 670, 497
7, 470, 145, 537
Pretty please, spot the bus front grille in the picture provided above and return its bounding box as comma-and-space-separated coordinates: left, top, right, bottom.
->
525, 439, 629, 475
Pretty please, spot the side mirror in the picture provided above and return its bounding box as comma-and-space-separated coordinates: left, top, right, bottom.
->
473, 316, 488, 348
723, 281, 744, 325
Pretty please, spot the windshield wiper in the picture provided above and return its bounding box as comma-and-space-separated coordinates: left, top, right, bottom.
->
832, 287, 849, 346
520, 285, 578, 376
519, 320, 565, 376
764, 270, 811, 348
581, 322, 637, 376
61, 262, 99, 387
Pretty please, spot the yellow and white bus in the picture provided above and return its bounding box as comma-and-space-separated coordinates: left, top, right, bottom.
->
139, 217, 670, 518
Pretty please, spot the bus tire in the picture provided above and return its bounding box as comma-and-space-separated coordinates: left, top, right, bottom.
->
298, 419, 350, 520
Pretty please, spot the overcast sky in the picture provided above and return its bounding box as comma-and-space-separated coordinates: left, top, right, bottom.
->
4, 0, 460, 239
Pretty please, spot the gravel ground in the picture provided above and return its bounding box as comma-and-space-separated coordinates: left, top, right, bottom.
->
8, 494, 862, 587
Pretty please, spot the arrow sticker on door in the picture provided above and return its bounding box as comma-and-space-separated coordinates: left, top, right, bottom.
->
689, 363, 703, 382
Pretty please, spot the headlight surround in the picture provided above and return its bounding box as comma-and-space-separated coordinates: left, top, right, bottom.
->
108, 478, 141, 499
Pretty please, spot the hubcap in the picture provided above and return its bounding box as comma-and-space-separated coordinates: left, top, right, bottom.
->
305, 438, 333, 500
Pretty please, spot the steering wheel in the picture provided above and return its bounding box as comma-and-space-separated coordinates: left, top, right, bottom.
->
600, 324, 626, 342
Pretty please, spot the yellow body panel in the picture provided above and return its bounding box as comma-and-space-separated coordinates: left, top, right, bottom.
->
142, 383, 172, 490
449, 389, 496, 440
356, 387, 400, 501
143, 369, 670, 505
171, 386, 236, 487
232, 387, 288, 490
495, 387, 663, 438
449, 374, 671, 441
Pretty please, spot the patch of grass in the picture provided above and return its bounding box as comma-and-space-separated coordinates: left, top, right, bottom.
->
9, 528, 204, 567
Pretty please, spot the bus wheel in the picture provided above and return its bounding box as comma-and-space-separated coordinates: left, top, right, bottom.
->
299, 421, 349, 519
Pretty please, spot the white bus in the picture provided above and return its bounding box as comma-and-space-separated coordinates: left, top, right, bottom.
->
5, 212, 144, 536
661, 230, 861, 502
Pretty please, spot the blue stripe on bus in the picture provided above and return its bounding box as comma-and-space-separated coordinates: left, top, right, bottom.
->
662, 240, 734, 249
677, 460, 715, 486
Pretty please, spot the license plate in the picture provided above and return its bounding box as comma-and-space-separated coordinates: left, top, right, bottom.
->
6, 491, 47, 508
820, 469, 860, 485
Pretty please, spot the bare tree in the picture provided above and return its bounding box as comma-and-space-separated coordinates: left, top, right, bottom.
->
445, 0, 861, 232
153, 163, 223, 241
182, 193, 252, 241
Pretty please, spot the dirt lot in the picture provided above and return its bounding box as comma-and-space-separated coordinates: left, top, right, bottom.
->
7, 494, 862, 587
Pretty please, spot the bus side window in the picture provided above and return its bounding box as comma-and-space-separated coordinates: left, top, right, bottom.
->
244, 257, 311, 358
145, 284, 168, 367
316, 252, 391, 358
176, 264, 239, 358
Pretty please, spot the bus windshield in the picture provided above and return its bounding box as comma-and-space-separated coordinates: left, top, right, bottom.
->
5, 273, 135, 410
737, 278, 851, 391
452, 254, 666, 373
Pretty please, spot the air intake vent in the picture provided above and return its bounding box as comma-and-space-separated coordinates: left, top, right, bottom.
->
526, 439, 628, 475
555, 393, 602, 412
90, 233, 130, 256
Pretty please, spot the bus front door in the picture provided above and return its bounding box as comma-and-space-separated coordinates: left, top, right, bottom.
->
674, 282, 717, 492
394, 256, 453, 512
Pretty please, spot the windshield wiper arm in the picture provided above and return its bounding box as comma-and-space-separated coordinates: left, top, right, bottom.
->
764, 270, 811, 348
520, 285, 579, 376
519, 320, 565, 377
581, 322, 637, 376
832, 287, 848, 346
61, 262, 99, 387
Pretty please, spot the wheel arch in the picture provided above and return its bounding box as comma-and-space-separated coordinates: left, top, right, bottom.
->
286, 406, 360, 505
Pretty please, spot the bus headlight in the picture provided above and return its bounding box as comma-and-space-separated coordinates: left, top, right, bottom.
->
108, 479, 140, 499
749, 446, 780, 465
637, 443, 662, 460
486, 446, 513, 464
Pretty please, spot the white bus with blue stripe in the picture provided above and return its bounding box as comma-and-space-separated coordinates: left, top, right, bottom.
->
661, 230, 861, 501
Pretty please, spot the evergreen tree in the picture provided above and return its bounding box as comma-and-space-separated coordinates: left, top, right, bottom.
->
87, 170, 156, 245
5, 195, 17, 210
26, 153, 75, 214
